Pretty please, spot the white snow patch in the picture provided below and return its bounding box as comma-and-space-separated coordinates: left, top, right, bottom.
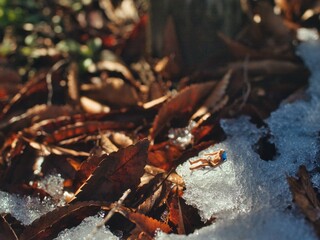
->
54, 214, 118, 240
157, 41, 320, 239
36, 173, 65, 205
0, 191, 57, 225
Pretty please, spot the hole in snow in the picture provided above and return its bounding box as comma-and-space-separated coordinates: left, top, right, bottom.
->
253, 133, 277, 161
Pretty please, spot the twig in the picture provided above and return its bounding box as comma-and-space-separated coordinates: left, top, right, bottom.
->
46, 59, 68, 105
85, 189, 131, 239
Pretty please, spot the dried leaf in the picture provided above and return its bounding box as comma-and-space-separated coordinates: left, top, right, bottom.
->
275, 0, 314, 21
1, 73, 47, 118
128, 173, 168, 214
122, 210, 171, 237
121, 15, 148, 62
192, 70, 231, 120
67, 62, 80, 107
80, 96, 110, 114
95, 59, 142, 91
287, 166, 320, 222
151, 81, 216, 139
72, 147, 105, 192
167, 193, 185, 234
148, 142, 182, 170
43, 121, 135, 144
0, 104, 74, 132
218, 32, 261, 59
254, 1, 292, 43
82, 77, 140, 107
73, 139, 149, 202
100, 134, 119, 154
109, 132, 133, 148
0, 215, 18, 240
20, 201, 109, 240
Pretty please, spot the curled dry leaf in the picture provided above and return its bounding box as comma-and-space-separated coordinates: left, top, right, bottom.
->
0, 104, 75, 132
0, 214, 18, 240
95, 59, 142, 91
148, 142, 183, 170
0, 66, 22, 105
43, 120, 135, 144
80, 96, 111, 114
167, 192, 185, 235
20, 201, 110, 240
151, 81, 217, 140
254, 1, 292, 43
82, 77, 140, 107
72, 147, 105, 192
121, 210, 171, 237
287, 165, 320, 236
128, 173, 168, 214
191, 70, 231, 120
218, 32, 261, 59
1, 73, 47, 119
67, 62, 80, 107
73, 139, 149, 202
121, 14, 148, 62
275, 0, 314, 21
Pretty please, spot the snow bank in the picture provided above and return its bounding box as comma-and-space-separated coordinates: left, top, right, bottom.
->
54, 214, 118, 240
158, 41, 320, 240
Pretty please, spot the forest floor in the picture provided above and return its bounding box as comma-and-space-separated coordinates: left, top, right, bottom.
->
0, 1, 320, 239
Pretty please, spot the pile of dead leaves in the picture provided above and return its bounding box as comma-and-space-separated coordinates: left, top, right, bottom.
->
0, 0, 320, 239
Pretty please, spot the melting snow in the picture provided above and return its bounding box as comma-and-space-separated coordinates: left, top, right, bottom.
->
1, 40, 320, 239
157, 40, 320, 239
0, 191, 57, 225
54, 214, 118, 240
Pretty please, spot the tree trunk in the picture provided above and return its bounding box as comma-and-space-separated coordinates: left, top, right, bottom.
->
149, 0, 245, 69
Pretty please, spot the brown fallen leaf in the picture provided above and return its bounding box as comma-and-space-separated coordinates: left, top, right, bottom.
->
1, 72, 47, 119
191, 70, 231, 120
20, 201, 110, 240
82, 77, 140, 107
287, 165, 320, 236
167, 192, 186, 235
254, 1, 292, 43
67, 62, 80, 108
73, 139, 149, 202
0, 214, 18, 240
121, 209, 171, 237
151, 81, 217, 140
80, 96, 111, 114
275, 0, 314, 21
72, 147, 106, 192
128, 173, 168, 214
43, 120, 135, 144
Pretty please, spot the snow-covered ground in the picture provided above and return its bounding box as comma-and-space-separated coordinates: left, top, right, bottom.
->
158, 40, 320, 240
1, 40, 320, 239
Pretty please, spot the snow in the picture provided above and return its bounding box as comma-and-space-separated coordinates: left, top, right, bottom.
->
1, 40, 320, 239
0, 174, 65, 225
157, 40, 320, 239
168, 120, 196, 149
54, 214, 118, 240
36, 173, 66, 205
0, 191, 57, 225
